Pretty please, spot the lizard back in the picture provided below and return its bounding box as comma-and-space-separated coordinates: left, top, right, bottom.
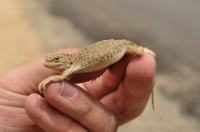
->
74, 39, 130, 73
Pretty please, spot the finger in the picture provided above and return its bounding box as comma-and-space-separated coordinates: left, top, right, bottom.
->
0, 49, 75, 94
83, 55, 133, 99
101, 53, 156, 125
43, 81, 118, 132
25, 93, 89, 132
0, 48, 104, 94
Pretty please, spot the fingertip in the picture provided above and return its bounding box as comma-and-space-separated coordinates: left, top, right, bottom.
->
127, 53, 156, 82
25, 94, 40, 114
25, 94, 43, 124
25, 93, 38, 108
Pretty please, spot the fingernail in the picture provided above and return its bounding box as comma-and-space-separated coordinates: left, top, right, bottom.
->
59, 80, 77, 99
38, 96, 54, 112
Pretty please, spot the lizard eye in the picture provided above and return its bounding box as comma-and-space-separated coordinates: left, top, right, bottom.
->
55, 58, 59, 62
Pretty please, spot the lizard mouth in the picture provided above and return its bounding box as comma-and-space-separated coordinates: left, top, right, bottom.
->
44, 62, 62, 68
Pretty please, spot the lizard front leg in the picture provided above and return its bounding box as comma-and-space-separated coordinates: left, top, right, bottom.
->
38, 70, 70, 93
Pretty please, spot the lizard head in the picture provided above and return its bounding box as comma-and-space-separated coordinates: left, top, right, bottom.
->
44, 53, 74, 71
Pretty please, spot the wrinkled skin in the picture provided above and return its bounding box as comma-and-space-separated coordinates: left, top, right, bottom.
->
0, 48, 156, 132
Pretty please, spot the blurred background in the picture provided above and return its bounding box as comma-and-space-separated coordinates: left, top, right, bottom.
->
0, 0, 199, 131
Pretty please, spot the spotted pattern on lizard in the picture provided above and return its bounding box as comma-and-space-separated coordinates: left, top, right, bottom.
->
38, 39, 156, 93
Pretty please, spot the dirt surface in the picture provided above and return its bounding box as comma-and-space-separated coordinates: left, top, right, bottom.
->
0, 0, 199, 132
0, 0, 92, 76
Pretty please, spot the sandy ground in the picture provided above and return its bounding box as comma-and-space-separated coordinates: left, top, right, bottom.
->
0, 0, 199, 132
0, 0, 92, 75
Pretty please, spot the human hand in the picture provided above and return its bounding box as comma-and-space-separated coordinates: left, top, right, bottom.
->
0, 48, 156, 132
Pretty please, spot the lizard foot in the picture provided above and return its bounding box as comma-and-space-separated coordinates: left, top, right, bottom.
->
38, 75, 68, 93
38, 78, 52, 93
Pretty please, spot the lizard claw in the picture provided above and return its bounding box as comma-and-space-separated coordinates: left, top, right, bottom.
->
38, 82, 45, 93
38, 79, 50, 93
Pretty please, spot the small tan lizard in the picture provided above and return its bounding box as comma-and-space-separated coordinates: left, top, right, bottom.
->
38, 39, 156, 109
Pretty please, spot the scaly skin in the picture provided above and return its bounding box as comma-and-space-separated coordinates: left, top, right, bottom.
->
38, 39, 156, 93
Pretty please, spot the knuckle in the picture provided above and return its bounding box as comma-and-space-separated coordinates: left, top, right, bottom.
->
76, 96, 93, 119
59, 118, 83, 132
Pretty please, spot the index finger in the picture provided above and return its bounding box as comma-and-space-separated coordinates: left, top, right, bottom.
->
0, 48, 106, 94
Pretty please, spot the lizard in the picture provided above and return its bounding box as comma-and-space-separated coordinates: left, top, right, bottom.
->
38, 39, 156, 109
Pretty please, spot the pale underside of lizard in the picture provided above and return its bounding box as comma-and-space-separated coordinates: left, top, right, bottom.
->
38, 39, 156, 109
